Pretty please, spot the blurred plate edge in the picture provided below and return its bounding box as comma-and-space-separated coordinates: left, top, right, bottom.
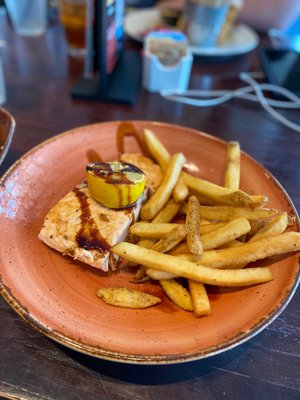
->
0, 107, 16, 167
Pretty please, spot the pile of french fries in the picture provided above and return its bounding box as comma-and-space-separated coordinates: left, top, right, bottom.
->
110, 130, 300, 317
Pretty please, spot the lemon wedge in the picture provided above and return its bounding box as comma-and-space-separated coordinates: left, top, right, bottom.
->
87, 162, 146, 209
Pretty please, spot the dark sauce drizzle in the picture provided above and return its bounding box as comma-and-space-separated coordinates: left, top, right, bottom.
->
86, 162, 141, 184
116, 121, 150, 157
86, 149, 102, 163
73, 187, 110, 253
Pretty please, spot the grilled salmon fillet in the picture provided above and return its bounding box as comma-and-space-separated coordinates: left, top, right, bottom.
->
38, 183, 145, 271
38, 155, 162, 271
120, 153, 162, 193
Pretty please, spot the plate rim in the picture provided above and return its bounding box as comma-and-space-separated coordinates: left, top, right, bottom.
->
189, 24, 259, 56
0, 107, 16, 167
0, 120, 299, 365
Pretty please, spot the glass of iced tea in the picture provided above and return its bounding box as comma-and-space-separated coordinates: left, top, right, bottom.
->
59, 0, 86, 57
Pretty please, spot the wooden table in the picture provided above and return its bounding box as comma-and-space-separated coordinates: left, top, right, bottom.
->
0, 11, 299, 400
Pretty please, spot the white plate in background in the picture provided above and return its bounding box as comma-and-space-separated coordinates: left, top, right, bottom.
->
124, 8, 259, 56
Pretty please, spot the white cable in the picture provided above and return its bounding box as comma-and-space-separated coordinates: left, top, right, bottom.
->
162, 84, 300, 108
160, 72, 300, 132
240, 72, 300, 132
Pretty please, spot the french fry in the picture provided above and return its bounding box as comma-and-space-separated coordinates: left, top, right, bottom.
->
200, 222, 228, 234
231, 213, 289, 269
131, 221, 227, 239
168, 242, 189, 255
134, 201, 182, 252
137, 226, 187, 280
160, 279, 194, 311
200, 217, 251, 250
181, 204, 277, 221
168, 219, 249, 254
151, 225, 187, 253
144, 129, 266, 207
137, 238, 155, 248
200, 219, 211, 225
131, 222, 178, 238
143, 129, 189, 203
112, 242, 273, 287
222, 239, 244, 248
128, 238, 155, 267
186, 195, 203, 255
224, 141, 240, 190
96, 287, 161, 308
248, 212, 288, 243
188, 280, 211, 317
248, 219, 269, 237
173, 179, 189, 203
182, 172, 267, 208
143, 128, 170, 169
145, 226, 187, 287
141, 153, 186, 220
152, 199, 182, 223
105, 130, 299, 319
179, 231, 300, 269
147, 268, 177, 280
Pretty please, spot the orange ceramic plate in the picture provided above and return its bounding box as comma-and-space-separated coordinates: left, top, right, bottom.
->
0, 121, 299, 364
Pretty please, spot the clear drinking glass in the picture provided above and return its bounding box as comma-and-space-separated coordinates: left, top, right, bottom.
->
185, 0, 230, 47
59, 0, 87, 57
4, 0, 47, 37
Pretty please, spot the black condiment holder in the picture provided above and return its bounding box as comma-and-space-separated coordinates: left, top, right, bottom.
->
71, 0, 141, 105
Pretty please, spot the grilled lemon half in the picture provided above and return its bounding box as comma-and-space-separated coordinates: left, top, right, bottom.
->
87, 161, 146, 209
